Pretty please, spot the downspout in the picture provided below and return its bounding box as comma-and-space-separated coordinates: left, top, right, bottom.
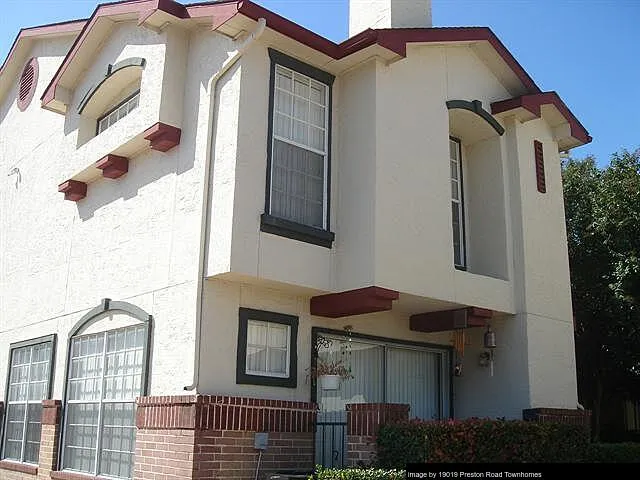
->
184, 17, 267, 392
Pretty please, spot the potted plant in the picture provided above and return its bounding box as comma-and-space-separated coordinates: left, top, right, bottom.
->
309, 334, 354, 390
310, 358, 353, 390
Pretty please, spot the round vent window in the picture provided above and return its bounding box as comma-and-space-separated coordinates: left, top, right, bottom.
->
17, 57, 39, 111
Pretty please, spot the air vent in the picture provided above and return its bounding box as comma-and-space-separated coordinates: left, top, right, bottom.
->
534, 140, 546, 193
17, 57, 39, 111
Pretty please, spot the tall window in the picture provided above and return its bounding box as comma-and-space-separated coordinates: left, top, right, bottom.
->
2, 336, 55, 464
62, 324, 146, 479
262, 49, 335, 248
450, 138, 466, 268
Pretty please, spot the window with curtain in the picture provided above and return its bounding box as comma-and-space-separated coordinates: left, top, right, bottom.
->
262, 49, 335, 248
62, 324, 146, 479
2, 337, 55, 464
236, 308, 298, 388
270, 64, 329, 229
450, 137, 466, 269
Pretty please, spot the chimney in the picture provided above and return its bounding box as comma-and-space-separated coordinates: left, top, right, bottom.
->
349, 0, 432, 37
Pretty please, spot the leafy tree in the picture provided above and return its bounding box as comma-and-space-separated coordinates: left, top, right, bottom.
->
562, 150, 640, 440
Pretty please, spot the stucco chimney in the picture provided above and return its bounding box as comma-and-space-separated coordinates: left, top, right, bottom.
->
349, 0, 432, 37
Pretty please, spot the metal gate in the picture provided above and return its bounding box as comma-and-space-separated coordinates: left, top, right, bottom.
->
314, 411, 347, 468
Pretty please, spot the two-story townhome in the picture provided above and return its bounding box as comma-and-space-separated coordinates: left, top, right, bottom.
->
0, 0, 591, 478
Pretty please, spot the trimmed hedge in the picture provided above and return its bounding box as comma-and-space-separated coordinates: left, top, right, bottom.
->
586, 442, 640, 462
311, 467, 404, 479
377, 418, 590, 466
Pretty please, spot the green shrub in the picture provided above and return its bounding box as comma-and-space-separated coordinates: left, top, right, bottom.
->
311, 466, 405, 479
586, 442, 640, 462
377, 418, 590, 467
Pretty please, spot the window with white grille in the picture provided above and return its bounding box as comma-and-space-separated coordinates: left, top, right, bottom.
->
2, 338, 54, 464
269, 64, 330, 229
96, 91, 140, 135
246, 319, 291, 377
62, 324, 146, 479
450, 138, 466, 268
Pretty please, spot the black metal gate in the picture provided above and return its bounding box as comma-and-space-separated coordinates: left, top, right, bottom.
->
314, 412, 347, 468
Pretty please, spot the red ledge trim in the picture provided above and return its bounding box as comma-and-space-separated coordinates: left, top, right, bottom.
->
410, 307, 493, 333
143, 122, 182, 152
0, 460, 38, 475
95, 154, 129, 179
491, 92, 592, 145
58, 179, 87, 202
310, 286, 399, 318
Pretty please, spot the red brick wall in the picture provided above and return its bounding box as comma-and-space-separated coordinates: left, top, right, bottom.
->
345, 403, 409, 467
134, 395, 317, 479
523, 407, 591, 427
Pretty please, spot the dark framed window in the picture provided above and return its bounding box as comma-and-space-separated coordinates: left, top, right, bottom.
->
236, 308, 298, 388
2, 334, 56, 464
96, 89, 140, 135
261, 48, 335, 249
449, 137, 467, 269
60, 299, 153, 480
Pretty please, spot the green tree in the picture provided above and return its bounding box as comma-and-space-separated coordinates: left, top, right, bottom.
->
562, 151, 640, 440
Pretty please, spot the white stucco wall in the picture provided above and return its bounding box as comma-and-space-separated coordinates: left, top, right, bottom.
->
0, 22, 234, 400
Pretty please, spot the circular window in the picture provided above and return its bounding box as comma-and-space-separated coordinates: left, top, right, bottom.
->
17, 57, 39, 111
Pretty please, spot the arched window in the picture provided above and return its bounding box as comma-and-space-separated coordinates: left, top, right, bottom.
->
60, 299, 152, 479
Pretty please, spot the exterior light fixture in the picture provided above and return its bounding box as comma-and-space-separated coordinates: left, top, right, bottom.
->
480, 324, 496, 376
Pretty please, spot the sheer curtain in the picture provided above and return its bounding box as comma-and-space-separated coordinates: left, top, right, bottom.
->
271, 65, 328, 228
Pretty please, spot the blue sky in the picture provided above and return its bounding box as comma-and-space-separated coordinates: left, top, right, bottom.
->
1, 0, 638, 166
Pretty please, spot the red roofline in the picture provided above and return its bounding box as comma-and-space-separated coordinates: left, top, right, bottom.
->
0, 19, 87, 79
491, 92, 592, 145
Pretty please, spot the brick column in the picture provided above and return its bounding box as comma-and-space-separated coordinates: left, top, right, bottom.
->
345, 403, 409, 467
39, 400, 62, 479
523, 407, 591, 428
135, 395, 317, 480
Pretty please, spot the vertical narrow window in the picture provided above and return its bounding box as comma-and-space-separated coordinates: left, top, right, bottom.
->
62, 324, 146, 479
261, 49, 335, 249
450, 138, 466, 269
2, 336, 55, 464
534, 140, 546, 193
271, 65, 328, 228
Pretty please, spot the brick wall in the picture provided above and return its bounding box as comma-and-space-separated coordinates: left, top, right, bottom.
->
0, 399, 61, 480
135, 395, 317, 480
523, 407, 592, 428
345, 403, 409, 467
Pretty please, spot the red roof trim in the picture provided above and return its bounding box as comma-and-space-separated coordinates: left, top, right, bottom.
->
41, 0, 188, 107
310, 286, 400, 318
39, 1, 548, 111
491, 92, 592, 145
0, 20, 86, 79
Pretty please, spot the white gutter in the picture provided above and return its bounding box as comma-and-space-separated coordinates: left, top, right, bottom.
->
184, 17, 267, 392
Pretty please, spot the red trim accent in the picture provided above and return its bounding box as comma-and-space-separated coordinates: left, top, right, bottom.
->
491, 92, 592, 145
410, 307, 493, 333
16, 57, 39, 111
310, 286, 399, 318
95, 154, 129, 179
0, 20, 86, 80
136, 395, 317, 432
0, 461, 38, 475
143, 122, 182, 152
58, 180, 87, 202
534, 140, 546, 193
41, 0, 188, 107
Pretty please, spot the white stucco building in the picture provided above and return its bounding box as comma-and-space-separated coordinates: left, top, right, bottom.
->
0, 1, 591, 478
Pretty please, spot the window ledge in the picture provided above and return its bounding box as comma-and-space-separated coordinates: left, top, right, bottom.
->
0, 460, 38, 475
50, 470, 111, 480
260, 214, 335, 248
